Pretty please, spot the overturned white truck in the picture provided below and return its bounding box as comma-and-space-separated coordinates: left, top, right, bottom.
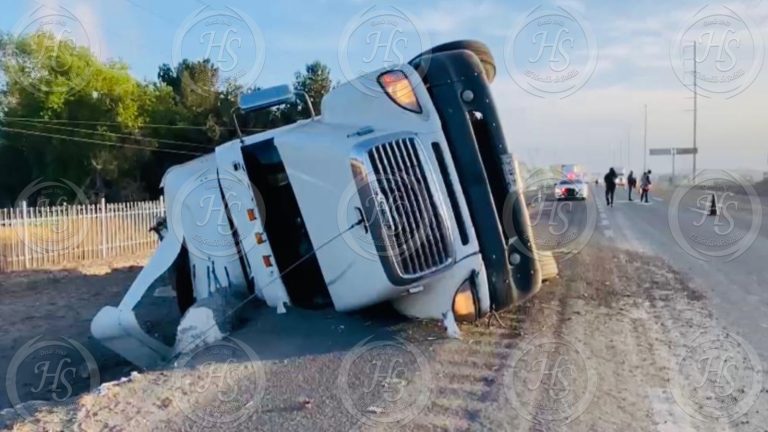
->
92, 40, 546, 368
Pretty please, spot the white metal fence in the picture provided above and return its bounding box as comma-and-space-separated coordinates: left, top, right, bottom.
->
0, 198, 165, 272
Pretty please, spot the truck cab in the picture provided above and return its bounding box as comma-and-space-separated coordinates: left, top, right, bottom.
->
91, 40, 544, 368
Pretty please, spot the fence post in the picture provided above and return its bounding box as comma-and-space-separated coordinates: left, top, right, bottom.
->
100, 197, 107, 259
21, 201, 30, 270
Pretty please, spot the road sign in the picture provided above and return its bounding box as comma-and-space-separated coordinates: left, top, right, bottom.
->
649, 147, 698, 156
648, 147, 698, 184
649, 148, 672, 155
674, 147, 698, 155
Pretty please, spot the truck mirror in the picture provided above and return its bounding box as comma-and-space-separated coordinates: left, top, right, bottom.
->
239, 84, 296, 114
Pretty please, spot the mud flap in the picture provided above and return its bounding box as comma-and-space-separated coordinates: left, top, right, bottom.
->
90, 235, 181, 368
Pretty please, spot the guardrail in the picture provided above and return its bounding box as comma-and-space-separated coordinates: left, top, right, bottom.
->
0, 198, 164, 272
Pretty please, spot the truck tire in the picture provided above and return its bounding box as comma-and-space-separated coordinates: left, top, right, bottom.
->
539, 251, 559, 282
410, 40, 496, 83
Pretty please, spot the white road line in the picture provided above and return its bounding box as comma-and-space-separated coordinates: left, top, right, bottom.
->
688, 208, 709, 214
652, 197, 663, 202
603, 229, 614, 238
599, 219, 610, 226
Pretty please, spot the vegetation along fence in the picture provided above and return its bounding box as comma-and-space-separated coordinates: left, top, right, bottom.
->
0, 198, 165, 272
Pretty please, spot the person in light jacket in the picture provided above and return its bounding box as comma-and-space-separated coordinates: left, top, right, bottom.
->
640, 170, 652, 203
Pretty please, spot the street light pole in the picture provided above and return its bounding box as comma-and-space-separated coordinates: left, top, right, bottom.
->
693, 42, 698, 183
627, 128, 631, 170
643, 104, 648, 172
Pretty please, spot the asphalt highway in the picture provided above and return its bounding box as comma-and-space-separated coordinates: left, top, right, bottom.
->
529, 183, 768, 362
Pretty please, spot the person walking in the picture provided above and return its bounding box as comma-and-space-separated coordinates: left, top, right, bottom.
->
604, 167, 618, 207
627, 170, 637, 201
640, 169, 652, 203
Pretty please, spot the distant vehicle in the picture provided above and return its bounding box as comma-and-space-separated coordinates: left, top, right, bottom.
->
559, 164, 586, 181
614, 166, 626, 187
555, 178, 588, 200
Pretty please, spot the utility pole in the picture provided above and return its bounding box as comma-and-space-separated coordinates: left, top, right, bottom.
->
627, 128, 631, 170
672, 148, 676, 184
643, 104, 648, 172
692, 42, 698, 183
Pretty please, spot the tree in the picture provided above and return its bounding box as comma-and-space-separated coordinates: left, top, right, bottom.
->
158, 59, 219, 114
0, 32, 156, 201
272, 61, 333, 125
0, 32, 337, 203
294, 61, 332, 116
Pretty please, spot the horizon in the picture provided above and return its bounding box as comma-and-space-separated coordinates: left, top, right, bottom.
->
1, 0, 767, 173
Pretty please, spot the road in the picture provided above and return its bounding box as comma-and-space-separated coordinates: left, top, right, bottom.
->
579, 184, 768, 362
6, 183, 768, 431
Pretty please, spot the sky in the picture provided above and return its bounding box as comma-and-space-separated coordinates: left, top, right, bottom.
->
1, 0, 767, 176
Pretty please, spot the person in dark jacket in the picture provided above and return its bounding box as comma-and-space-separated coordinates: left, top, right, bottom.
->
604, 167, 618, 207
627, 170, 637, 201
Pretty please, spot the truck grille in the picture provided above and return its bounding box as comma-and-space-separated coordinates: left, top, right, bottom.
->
365, 136, 453, 280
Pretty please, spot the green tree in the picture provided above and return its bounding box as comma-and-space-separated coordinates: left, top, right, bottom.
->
0, 32, 156, 201
293, 61, 332, 116
0, 32, 337, 203
273, 61, 333, 125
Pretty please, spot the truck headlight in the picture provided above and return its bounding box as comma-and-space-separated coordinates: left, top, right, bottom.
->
453, 273, 480, 322
378, 70, 422, 113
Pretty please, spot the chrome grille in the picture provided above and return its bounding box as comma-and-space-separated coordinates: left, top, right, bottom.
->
366, 136, 452, 279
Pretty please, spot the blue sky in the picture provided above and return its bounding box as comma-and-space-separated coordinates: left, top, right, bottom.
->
2, 0, 768, 174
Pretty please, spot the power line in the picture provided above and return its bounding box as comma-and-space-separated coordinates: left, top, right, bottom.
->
0, 117, 267, 132
5, 119, 216, 150
119, 0, 177, 25
0, 126, 203, 156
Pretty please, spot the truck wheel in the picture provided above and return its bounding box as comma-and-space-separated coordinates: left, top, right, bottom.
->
539, 251, 559, 282
172, 246, 195, 314
410, 40, 496, 83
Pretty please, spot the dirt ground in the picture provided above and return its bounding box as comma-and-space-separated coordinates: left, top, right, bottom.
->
0, 265, 140, 410
2, 245, 767, 431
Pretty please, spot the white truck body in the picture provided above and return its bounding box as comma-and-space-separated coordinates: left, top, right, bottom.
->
92, 41, 544, 368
